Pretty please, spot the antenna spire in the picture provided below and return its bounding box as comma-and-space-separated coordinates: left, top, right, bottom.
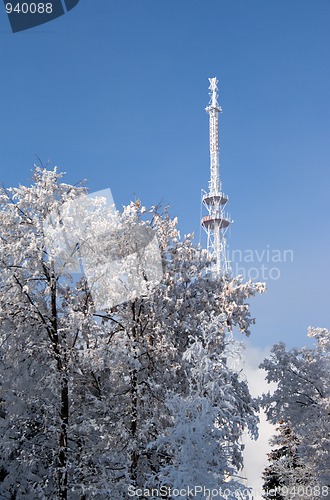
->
208, 77, 220, 108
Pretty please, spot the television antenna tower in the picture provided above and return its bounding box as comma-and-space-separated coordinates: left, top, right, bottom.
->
201, 77, 232, 275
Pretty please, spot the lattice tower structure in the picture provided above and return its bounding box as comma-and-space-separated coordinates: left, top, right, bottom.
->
201, 77, 232, 275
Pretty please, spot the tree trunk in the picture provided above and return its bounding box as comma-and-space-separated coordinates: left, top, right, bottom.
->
58, 375, 69, 500
130, 301, 139, 484
130, 367, 138, 483
50, 273, 69, 500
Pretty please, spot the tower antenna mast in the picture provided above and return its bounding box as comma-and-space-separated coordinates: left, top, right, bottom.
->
201, 77, 232, 275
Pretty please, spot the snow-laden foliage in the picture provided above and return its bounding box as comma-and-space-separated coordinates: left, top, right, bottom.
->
259, 328, 330, 494
262, 421, 312, 499
146, 333, 259, 498
0, 168, 265, 499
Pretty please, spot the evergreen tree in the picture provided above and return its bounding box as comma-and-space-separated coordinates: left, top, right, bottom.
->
262, 421, 311, 499
260, 328, 330, 496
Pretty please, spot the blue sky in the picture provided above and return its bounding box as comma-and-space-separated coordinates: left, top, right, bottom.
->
0, 0, 329, 349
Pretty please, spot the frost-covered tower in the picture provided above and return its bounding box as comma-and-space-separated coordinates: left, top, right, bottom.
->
201, 77, 232, 275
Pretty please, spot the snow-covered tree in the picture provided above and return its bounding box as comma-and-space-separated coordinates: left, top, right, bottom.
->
0, 168, 265, 499
141, 308, 260, 498
84, 207, 265, 498
262, 421, 311, 499
259, 328, 330, 496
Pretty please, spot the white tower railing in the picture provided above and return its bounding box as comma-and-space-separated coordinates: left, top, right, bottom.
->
201, 77, 232, 275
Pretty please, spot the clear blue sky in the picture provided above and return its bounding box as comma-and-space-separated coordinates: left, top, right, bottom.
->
0, 0, 329, 349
